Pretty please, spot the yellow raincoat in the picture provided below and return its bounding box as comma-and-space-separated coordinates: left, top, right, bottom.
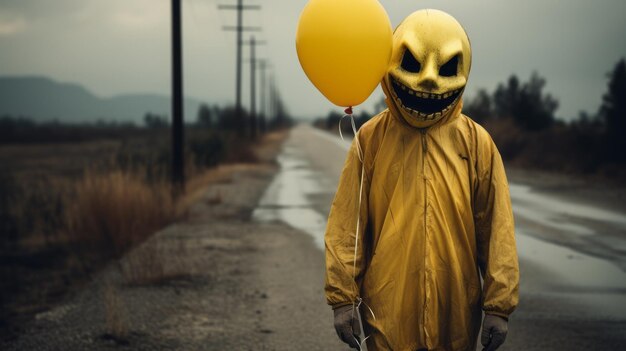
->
324, 97, 519, 350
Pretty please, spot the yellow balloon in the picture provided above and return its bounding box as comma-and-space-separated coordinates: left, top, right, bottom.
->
296, 0, 392, 107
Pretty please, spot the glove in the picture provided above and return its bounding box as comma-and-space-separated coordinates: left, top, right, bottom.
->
481, 314, 508, 351
333, 304, 362, 349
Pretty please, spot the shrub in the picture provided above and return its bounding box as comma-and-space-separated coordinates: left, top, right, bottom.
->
65, 170, 174, 256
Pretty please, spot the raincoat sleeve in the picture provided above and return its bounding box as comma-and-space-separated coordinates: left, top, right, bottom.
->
324, 134, 370, 309
473, 131, 520, 319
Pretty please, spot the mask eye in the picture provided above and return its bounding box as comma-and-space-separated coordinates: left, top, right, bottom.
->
400, 49, 421, 73
439, 55, 459, 77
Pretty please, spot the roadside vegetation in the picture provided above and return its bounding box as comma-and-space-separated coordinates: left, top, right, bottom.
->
0, 103, 292, 339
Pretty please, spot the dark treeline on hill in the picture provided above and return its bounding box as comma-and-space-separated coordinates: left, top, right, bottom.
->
0, 102, 292, 145
314, 58, 626, 181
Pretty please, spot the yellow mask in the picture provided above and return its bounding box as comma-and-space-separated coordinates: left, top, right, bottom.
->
382, 9, 471, 128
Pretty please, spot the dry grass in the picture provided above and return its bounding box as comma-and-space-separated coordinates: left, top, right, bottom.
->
103, 283, 129, 343
65, 169, 175, 255
1, 128, 287, 338
2, 176, 71, 249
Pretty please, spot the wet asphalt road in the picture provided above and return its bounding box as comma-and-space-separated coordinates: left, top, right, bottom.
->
254, 124, 626, 350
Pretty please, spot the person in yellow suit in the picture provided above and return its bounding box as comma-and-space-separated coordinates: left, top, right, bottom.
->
325, 9, 519, 351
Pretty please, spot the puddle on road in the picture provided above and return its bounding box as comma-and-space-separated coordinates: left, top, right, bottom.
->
511, 182, 626, 270
510, 183, 626, 236
518, 229, 626, 290
253, 146, 328, 250
517, 229, 626, 319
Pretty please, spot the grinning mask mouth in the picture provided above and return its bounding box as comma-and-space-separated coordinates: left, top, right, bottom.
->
384, 9, 471, 126
391, 76, 462, 120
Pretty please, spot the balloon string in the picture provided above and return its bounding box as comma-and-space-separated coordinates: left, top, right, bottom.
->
338, 110, 365, 292
339, 110, 374, 351
338, 111, 363, 163
357, 297, 377, 321
349, 298, 376, 351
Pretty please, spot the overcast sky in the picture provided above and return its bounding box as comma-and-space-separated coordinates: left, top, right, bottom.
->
0, 0, 625, 120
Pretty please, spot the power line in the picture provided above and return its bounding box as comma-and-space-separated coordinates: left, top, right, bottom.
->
219, 0, 261, 137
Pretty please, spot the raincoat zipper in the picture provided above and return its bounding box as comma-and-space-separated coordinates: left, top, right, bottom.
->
420, 128, 429, 345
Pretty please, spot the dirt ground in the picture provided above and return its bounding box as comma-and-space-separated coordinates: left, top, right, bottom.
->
0, 130, 344, 351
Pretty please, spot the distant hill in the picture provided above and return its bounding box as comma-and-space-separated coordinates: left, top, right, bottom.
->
0, 76, 207, 124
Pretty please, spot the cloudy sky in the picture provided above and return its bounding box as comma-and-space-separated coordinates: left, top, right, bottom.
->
0, 0, 625, 120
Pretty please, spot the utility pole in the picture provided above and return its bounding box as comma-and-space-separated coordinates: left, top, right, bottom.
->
242, 37, 266, 138
258, 59, 268, 134
249, 36, 257, 139
270, 72, 278, 127
171, 0, 184, 192
219, 0, 261, 137
268, 72, 275, 127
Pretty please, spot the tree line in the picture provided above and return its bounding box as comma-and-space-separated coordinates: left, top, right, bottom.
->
0, 101, 293, 144
464, 58, 625, 177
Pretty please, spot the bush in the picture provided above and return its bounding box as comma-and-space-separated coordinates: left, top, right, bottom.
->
65, 170, 174, 256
